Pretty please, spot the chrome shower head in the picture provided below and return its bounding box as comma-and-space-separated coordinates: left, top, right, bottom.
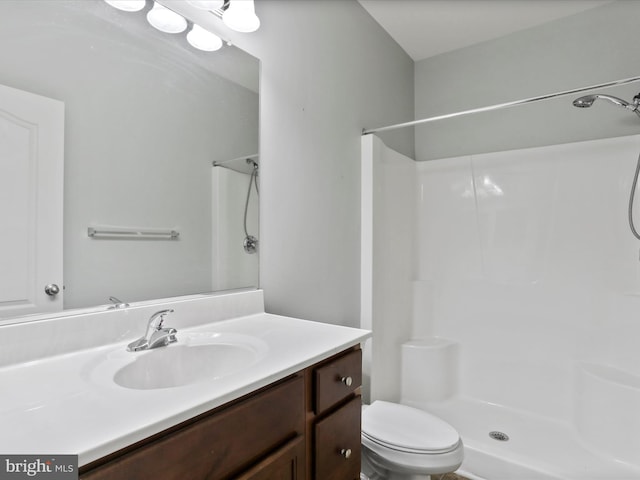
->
246, 157, 259, 170
572, 95, 598, 108
573, 92, 640, 118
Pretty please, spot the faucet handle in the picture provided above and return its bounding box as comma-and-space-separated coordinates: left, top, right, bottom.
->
148, 309, 174, 330
127, 309, 176, 352
108, 296, 130, 309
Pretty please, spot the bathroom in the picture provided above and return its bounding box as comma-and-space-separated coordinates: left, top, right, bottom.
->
1, 0, 640, 479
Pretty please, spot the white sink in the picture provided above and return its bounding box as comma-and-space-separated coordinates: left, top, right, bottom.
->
93, 331, 268, 390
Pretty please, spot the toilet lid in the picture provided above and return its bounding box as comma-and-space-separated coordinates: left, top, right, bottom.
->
362, 401, 460, 454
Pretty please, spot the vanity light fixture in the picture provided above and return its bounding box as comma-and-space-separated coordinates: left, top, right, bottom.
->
102, 0, 259, 53
187, 24, 223, 51
146, 2, 188, 34
104, 0, 146, 12
222, 0, 260, 33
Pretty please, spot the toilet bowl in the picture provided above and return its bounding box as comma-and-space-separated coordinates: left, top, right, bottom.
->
361, 401, 464, 480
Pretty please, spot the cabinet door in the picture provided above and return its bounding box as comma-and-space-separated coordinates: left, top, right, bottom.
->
314, 396, 361, 480
81, 376, 304, 480
237, 436, 305, 480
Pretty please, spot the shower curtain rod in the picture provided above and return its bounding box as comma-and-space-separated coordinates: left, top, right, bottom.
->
362, 75, 640, 135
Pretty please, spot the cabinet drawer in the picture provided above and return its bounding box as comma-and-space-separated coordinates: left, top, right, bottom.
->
314, 349, 362, 414
81, 375, 304, 480
314, 395, 361, 480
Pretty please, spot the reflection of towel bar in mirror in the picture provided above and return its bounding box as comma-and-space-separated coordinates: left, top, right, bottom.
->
87, 227, 180, 240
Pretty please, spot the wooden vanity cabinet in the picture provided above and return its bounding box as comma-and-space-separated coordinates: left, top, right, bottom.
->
79, 347, 362, 480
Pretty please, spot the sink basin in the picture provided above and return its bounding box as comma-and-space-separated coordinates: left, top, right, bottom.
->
115, 343, 258, 390
93, 332, 268, 390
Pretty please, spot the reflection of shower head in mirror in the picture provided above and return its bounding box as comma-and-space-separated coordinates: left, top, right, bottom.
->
246, 157, 259, 172
572, 92, 640, 118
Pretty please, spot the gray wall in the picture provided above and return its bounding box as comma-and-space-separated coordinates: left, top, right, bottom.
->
415, 1, 640, 161
230, 1, 415, 326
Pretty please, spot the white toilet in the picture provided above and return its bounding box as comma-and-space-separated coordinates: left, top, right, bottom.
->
361, 339, 463, 479
361, 401, 463, 480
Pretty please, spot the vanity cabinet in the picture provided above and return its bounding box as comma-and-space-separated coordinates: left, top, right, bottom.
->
79, 347, 362, 480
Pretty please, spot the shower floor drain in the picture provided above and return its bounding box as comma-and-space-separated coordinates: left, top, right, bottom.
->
489, 431, 509, 441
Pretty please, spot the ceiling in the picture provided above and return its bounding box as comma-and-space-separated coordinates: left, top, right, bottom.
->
357, 0, 615, 61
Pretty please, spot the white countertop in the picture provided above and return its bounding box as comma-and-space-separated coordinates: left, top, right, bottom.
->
0, 312, 370, 466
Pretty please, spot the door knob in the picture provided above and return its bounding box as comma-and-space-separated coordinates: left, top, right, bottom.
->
44, 284, 60, 296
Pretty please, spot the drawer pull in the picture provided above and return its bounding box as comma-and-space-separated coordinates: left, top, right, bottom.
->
340, 448, 352, 459
340, 376, 353, 387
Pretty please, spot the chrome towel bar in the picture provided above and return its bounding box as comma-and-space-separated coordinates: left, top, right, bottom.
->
87, 227, 179, 239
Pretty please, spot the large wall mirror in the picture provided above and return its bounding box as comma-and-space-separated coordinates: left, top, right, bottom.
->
0, 0, 259, 322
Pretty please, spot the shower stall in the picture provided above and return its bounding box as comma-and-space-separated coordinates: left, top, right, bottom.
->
211, 155, 259, 291
361, 79, 640, 479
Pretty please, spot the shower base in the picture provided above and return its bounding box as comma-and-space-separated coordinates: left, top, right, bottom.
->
413, 396, 640, 480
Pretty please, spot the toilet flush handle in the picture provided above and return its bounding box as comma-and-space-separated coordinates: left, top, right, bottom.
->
340, 376, 353, 387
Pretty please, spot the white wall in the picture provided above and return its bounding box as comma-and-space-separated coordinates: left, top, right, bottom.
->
228, 1, 415, 326
415, 134, 640, 420
414, 1, 640, 160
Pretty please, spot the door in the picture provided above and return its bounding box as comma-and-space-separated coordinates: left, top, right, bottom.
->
0, 83, 64, 319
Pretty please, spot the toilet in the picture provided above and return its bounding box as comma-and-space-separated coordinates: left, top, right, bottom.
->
361, 401, 463, 480
361, 339, 463, 479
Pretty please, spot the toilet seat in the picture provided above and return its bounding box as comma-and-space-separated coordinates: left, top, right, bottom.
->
362, 401, 460, 454
362, 432, 459, 455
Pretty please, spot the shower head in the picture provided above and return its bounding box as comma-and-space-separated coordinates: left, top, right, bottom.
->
572, 95, 598, 108
573, 92, 640, 118
246, 157, 259, 170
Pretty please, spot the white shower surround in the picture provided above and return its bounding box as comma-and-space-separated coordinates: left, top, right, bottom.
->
211, 166, 259, 291
361, 134, 640, 479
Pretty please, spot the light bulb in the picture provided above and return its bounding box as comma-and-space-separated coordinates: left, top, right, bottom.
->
223, 0, 260, 33
104, 0, 146, 12
187, 25, 223, 51
146, 2, 188, 34
186, 0, 224, 10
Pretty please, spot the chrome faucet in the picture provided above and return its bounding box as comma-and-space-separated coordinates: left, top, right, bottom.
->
127, 309, 177, 352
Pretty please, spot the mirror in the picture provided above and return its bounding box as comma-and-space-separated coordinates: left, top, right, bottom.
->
0, 0, 259, 320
